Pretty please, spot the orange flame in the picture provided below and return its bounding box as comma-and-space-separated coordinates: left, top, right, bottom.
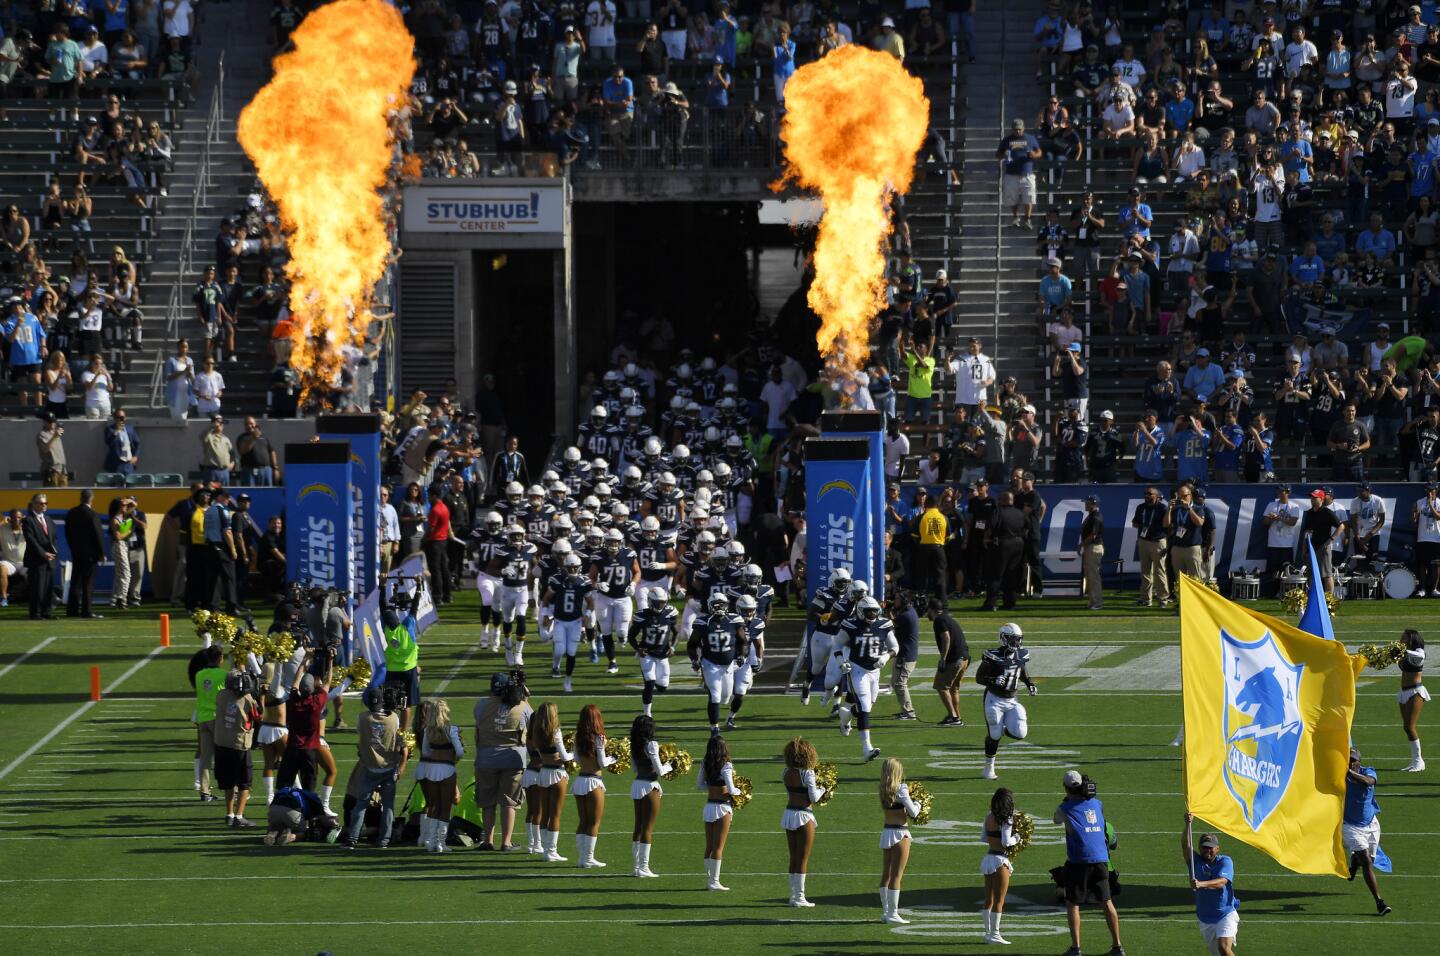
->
774, 46, 929, 375
237, 0, 415, 390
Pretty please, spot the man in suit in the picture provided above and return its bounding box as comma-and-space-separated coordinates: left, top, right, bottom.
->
488, 434, 528, 498
64, 488, 106, 618
103, 409, 142, 475
22, 493, 59, 620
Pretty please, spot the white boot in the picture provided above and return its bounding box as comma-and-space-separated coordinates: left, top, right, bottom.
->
706, 858, 729, 891
982, 756, 997, 780
988, 908, 1010, 944
884, 888, 909, 924
981, 909, 991, 938
788, 872, 815, 907
543, 828, 567, 862
636, 842, 658, 877
632, 841, 643, 876
839, 705, 853, 736
418, 815, 432, 847
879, 887, 892, 922
578, 833, 606, 868
433, 821, 449, 853
1403, 740, 1426, 772
527, 822, 542, 854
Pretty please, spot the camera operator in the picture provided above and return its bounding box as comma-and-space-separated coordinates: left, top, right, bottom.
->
305, 585, 351, 731
472, 670, 533, 851
341, 684, 408, 849
381, 600, 421, 733
276, 672, 350, 817
1053, 770, 1123, 956
264, 785, 341, 847
213, 669, 261, 827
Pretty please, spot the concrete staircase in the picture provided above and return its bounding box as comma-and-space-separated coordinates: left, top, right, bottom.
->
128, 0, 274, 415
950, 0, 1048, 384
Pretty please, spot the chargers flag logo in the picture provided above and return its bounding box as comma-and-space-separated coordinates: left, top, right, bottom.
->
1221, 629, 1303, 830
298, 482, 339, 503
818, 479, 857, 499
1178, 575, 1365, 876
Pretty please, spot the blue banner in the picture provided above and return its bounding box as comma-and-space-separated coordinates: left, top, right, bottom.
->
318, 414, 383, 598
820, 410, 887, 602
902, 482, 1422, 589
284, 442, 354, 594
387, 552, 438, 631
804, 437, 874, 602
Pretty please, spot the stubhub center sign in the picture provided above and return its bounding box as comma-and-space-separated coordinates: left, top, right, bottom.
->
403, 182, 566, 237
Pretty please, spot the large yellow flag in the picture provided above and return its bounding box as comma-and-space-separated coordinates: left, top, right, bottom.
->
1178, 575, 1365, 877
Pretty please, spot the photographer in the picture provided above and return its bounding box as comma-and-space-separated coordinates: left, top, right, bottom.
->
1168, 484, 1206, 580
1053, 770, 1123, 956
276, 672, 350, 816
305, 585, 351, 731
381, 602, 420, 733
264, 785, 340, 847
341, 684, 408, 849
213, 669, 261, 828
472, 670, 532, 851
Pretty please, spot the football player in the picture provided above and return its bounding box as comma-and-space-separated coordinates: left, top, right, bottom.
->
577, 405, 617, 462
471, 510, 506, 652
558, 447, 590, 497
836, 596, 898, 761
643, 471, 686, 532
490, 525, 536, 667
687, 592, 748, 736
633, 516, 677, 612
541, 552, 593, 693
975, 623, 1037, 780
536, 539, 571, 674
729, 591, 765, 728
590, 528, 639, 674
804, 567, 852, 705
628, 587, 679, 716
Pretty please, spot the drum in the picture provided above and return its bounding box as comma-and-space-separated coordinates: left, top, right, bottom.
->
1350, 575, 1380, 600
1280, 573, 1308, 592
1384, 566, 1417, 600
1333, 574, 1351, 601
1229, 574, 1260, 601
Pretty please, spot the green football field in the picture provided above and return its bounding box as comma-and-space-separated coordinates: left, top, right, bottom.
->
0, 593, 1431, 955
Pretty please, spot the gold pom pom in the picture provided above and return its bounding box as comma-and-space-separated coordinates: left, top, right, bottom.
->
1009, 811, 1035, 858
814, 761, 838, 807
604, 735, 631, 775
1281, 585, 1340, 617
731, 774, 753, 811
907, 779, 933, 826
563, 732, 579, 776
402, 731, 417, 755
1357, 640, 1405, 670
191, 609, 212, 636
658, 743, 692, 780
264, 631, 296, 663
344, 657, 373, 690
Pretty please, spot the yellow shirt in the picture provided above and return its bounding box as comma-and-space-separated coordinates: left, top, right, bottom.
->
190, 505, 209, 545
918, 507, 947, 545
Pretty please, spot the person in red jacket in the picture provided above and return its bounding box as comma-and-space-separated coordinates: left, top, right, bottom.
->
423, 484, 452, 605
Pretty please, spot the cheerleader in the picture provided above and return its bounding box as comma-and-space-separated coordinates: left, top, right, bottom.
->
782, 736, 827, 907
980, 787, 1021, 945
523, 726, 545, 853
630, 714, 674, 878
257, 648, 304, 805
572, 704, 615, 867
415, 697, 465, 853
697, 734, 740, 891
1400, 629, 1427, 772
878, 758, 920, 925
527, 702, 573, 861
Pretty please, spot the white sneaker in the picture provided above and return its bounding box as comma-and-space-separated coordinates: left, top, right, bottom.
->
563, 677, 573, 693
789, 896, 816, 908
607, 663, 620, 674
707, 881, 730, 891
1402, 759, 1426, 772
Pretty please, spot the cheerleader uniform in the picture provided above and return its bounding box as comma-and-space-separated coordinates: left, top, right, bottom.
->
880, 783, 920, 850
573, 735, 615, 868
415, 725, 465, 782
1400, 641, 1428, 771
782, 766, 825, 907
536, 729, 574, 861
979, 817, 1017, 875
631, 739, 672, 878
880, 783, 922, 924
698, 761, 740, 890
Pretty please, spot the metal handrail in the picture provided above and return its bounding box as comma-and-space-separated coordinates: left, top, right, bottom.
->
151, 53, 225, 409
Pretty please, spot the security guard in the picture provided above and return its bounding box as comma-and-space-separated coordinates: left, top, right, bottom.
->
1131, 486, 1170, 608
916, 494, 948, 603
981, 491, 1028, 611
1079, 495, 1105, 610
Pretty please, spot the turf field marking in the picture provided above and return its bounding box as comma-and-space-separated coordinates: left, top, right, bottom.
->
0, 646, 166, 784
0, 637, 56, 682
433, 638, 486, 695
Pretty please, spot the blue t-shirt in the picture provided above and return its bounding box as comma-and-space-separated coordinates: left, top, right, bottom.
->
714, 19, 737, 66
1214, 423, 1243, 470
104, 0, 129, 32
1038, 274, 1072, 309
1165, 97, 1196, 133
1119, 203, 1153, 238
1355, 228, 1396, 259
1193, 853, 1238, 922
1344, 765, 1379, 826
773, 39, 796, 79
1133, 426, 1166, 480
998, 133, 1041, 175
1183, 363, 1225, 401
2, 313, 46, 366
602, 76, 635, 113
1125, 268, 1150, 308
1177, 428, 1211, 482
1290, 254, 1324, 284
1411, 150, 1437, 197
1057, 796, 1109, 864
1279, 139, 1313, 183
1313, 231, 1346, 265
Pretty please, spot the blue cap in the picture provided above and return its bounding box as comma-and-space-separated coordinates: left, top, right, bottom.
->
1278, 483, 1292, 493
1084, 494, 1099, 505
1067, 342, 1082, 352
1196, 348, 1211, 357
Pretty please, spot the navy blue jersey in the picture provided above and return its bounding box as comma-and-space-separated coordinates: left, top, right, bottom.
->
497, 544, 536, 587
522, 504, 554, 544
559, 464, 590, 497
807, 585, 842, 628
671, 463, 698, 496
618, 481, 650, 517
978, 646, 1032, 697
591, 549, 638, 598
682, 419, 706, 449
693, 612, 745, 666
476, 17, 505, 65
636, 454, 671, 484
689, 565, 726, 604
634, 536, 675, 583
546, 573, 593, 621
470, 530, 505, 569
620, 428, 652, 467
629, 606, 679, 657
596, 387, 623, 419
839, 618, 899, 670
536, 553, 562, 587
577, 424, 617, 463
727, 583, 775, 622
696, 374, 722, 406
644, 487, 685, 529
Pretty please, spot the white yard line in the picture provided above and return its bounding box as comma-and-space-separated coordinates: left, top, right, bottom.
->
0, 647, 166, 784
0, 637, 57, 682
